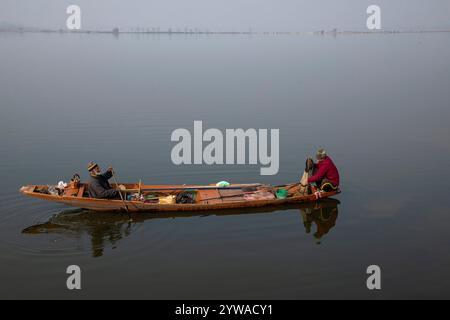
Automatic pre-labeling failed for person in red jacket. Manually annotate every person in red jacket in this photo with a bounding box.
[306,149,340,192]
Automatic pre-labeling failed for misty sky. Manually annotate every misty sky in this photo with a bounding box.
[1,0,449,31]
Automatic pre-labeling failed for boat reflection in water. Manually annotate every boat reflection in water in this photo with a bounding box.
[22,199,340,257]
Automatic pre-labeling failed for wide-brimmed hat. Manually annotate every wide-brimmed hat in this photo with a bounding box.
[87,162,99,172]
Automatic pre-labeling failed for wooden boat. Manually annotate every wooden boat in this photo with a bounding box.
[20,182,340,213]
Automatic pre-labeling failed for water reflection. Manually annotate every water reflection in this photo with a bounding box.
[299,201,339,244]
[22,199,340,257]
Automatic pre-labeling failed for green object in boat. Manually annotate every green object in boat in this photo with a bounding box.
[276,189,288,199]
[216,181,231,187]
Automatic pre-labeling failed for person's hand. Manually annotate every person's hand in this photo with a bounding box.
[108,166,114,173]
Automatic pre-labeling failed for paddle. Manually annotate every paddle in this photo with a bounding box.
[110,169,130,215]
[119,183,264,193]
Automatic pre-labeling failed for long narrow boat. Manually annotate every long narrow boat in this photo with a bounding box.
[20,182,340,213]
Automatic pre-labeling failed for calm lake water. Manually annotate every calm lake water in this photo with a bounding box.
[0,32,450,299]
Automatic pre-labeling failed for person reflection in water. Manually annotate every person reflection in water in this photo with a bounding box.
[22,210,133,258]
[299,201,339,244]
[22,201,340,257]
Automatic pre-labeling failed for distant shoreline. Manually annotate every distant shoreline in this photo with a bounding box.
[1,28,450,35]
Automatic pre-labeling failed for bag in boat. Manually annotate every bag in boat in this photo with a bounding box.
[159,195,176,204]
[297,171,309,195]
[176,190,197,204]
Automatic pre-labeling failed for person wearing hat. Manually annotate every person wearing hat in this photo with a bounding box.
[306,149,340,192]
[87,162,119,199]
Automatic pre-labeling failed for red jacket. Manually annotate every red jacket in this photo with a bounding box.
[308,156,340,186]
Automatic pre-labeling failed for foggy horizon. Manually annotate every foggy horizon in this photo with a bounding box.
[1,0,450,32]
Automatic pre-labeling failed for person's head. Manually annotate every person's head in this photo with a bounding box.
[87,162,101,175]
[316,148,327,161]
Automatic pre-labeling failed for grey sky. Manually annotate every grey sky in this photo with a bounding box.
[1,0,449,31]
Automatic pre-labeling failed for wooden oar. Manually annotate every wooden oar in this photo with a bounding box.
[200,191,270,202]
[121,183,265,193]
[111,170,130,214]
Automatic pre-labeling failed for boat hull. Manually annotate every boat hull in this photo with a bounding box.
[20,184,340,213]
